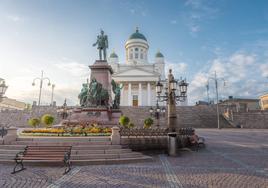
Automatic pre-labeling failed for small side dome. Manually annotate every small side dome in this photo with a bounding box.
[110,52,118,58]
[155,51,164,58]
[128,27,147,41]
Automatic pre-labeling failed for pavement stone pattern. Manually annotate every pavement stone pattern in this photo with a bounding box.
[0,129,268,188]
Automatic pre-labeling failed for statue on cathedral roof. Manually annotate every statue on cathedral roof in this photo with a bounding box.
[93,29,109,61]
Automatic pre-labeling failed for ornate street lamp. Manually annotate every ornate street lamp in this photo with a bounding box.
[0,79,8,102]
[32,70,51,106]
[156,69,188,131]
[149,101,166,127]
[208,71,226,129]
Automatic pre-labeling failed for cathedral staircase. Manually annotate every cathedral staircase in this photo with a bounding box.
[0,137,152,165]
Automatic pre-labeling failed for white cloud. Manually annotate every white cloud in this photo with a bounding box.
[6,15,23,22]
[165,61,187,78]
[188,52,265,104]
[53,58,88,77]
[184,0,219,35]
[260,63,268,77]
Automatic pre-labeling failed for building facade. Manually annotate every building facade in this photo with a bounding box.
[108,28,166,106]
[260,93,268,110]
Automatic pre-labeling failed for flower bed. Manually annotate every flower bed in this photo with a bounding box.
[21,127,112,137]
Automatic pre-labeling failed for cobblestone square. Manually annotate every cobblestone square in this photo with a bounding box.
[0,129,267,188]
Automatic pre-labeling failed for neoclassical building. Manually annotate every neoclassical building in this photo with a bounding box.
[108,28,165,106]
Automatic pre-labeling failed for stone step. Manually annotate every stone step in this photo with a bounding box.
[11,141,112,146]
[0,156,153,165]
[0,145,122,150]
[0,152,143,160]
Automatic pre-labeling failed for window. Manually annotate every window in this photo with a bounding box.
[135,53,138,59]
[130,53,133,59]
[135,48,139,51]
[140,53,143,59]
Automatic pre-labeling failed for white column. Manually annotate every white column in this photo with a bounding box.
[147,82,151,106]
[138,83,142,106]
[120,83,124,105]
[128,83,132,106]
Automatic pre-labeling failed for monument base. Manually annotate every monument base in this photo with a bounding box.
[89,60,113,103]
[61,107,122,127]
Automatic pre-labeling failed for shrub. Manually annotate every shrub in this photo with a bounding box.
[119,116,130,128]
[41,114,55,128]
[28,118,40,128]
[144,118,154,129]
[128,122,135,129]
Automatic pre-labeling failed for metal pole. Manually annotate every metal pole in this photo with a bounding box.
[38,70,44,106]
[215,71,220,129]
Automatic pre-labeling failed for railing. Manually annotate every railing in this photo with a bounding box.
[120,127,195,137]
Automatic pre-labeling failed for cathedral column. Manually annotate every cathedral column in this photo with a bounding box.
[120,83,124,105]
[128,83,132,106]
[138,83,142,106]
[147,82,151,106]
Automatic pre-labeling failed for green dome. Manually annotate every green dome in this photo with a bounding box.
[155,51,164,58]
[110,52,118,58]
[128,28,147,41]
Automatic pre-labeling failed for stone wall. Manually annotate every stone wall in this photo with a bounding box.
[120,105,231,129]
[232,111,268,129]
[0,106,60,128]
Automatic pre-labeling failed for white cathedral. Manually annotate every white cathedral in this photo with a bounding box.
[108,28,166,107]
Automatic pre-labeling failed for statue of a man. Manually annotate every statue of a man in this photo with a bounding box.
[111,80,123,109]
[93,30,108,60]
[78,83,89,106]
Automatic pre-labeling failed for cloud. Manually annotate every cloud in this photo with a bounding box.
[165,61,187,78]
[6,15,24,22]
[184,0,219,35]
[53,58,88,77]
[188,52,265,104]
[260,64,268,77]
[170,20,177,25]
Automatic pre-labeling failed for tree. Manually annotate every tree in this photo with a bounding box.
[41,114,55,128]
[144,118,154,129]
[28,118,40,128]
[119,116,130,128]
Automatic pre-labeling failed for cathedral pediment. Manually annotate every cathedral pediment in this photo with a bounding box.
[113,67,160,77]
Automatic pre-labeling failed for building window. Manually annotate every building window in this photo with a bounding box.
[135,53,138,59]
[140,53,143,59]
[135,48,138,51]
[130,53,133,59]
[132,95,138,106]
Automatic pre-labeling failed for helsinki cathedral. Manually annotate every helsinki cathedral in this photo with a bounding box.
[108,28,166,107]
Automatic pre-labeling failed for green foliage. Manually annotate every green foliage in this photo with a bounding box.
[119,116,130,128]
[128,122,135,129]
[28,118,40,128]
[41,114,55,128]
[144,117,154,129]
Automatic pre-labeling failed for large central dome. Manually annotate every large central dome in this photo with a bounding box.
[128,28,147,41]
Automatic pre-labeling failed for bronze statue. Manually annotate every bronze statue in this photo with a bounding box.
[78,78,109,107]
[78,83,89,107]
[111,79,123,109]
[93,30,108,60]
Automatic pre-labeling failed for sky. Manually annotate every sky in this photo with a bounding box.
[0,0,268,106]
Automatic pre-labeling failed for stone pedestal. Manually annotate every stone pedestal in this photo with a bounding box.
[111,126,120,145]
[89,60,113,103]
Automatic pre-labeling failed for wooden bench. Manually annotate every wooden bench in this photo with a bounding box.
[12,146,72,174]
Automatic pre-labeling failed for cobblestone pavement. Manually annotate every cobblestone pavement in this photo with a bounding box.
[0,129,267,188]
